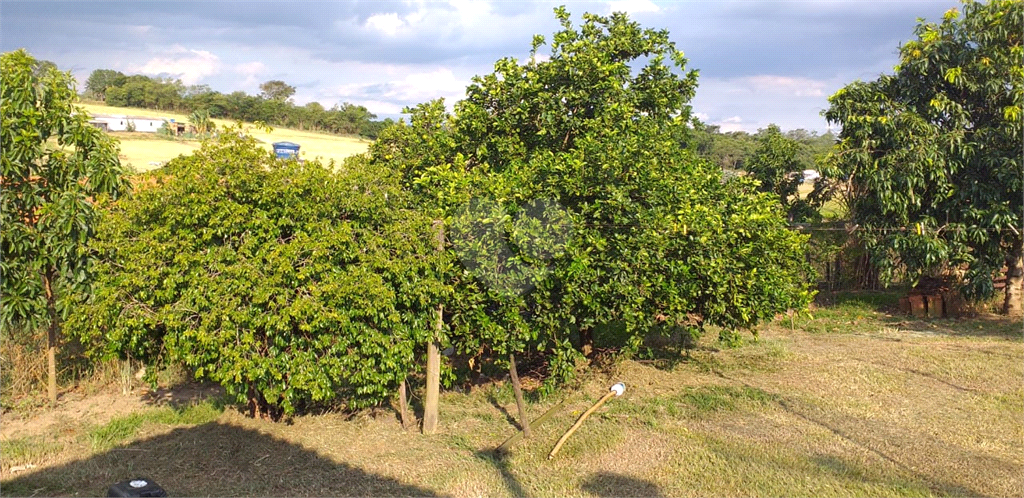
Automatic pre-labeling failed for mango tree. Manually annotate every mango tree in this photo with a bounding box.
[1,50,131,405]
[822,0,1023,313]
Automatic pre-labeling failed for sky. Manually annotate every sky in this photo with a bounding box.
[1,0,959,134]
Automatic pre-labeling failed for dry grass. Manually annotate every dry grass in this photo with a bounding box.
[76,103,371,172]
[2,294,1021,497]
[108,133,201,172]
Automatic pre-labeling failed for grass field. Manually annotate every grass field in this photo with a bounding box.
[77,103,371,172]
[2,292,1021,497]
[798,181,846,219]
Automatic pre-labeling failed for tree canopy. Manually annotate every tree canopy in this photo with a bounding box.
[822,0,1023,313]
[745,124,821,222]
[84,69,126,100]
[373,8,814,385]
[259,79,296,102]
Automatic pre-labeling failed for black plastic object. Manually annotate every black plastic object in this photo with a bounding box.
[107,478,167,497]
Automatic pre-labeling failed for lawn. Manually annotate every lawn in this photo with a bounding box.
[2,292,1021,497]
[77,103,371,172]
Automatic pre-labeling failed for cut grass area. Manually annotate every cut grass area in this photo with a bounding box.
[2,302,1021,497]
[798,180,846,219]
[86,401,224,451]
[2,399,226,475]
[77,103,371,172]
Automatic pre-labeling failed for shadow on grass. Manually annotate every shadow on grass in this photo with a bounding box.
[814,289,904,312]
[580,472,664,497]
[139,381,226,409]
[805,453,985,497]
[2,422,441,497]
[700,365,1000,497]
[486,393,522,431]
[474,450,526,498]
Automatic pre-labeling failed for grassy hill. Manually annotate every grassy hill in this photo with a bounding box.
[77,103,372,172]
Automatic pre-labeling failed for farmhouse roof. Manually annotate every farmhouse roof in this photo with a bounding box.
[89,114,167,121]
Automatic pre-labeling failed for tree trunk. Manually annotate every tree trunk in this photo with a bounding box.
[43,270,59,407]
[423,313,441,434]
[1003,238,1023,316]
[580,327,594,358]
[508,353,530,438]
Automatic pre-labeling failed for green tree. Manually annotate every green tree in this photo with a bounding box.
[823,0,1023,313]
[746,124,819,222]
[0,50,131,405]
[259,80,296,102]
[84,69,126,101]
[688,125,757,171]
[373,9,814,387]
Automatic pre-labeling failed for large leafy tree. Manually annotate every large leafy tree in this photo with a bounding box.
[823,0,1023,314]
[84,69,126,101]
[259,80,296,103]
[373,9,814,384]
[1,50,131,405]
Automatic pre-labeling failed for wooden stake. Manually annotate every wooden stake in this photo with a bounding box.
[398,379,410,430]
[509,353,530,438]
[423,221,445,435]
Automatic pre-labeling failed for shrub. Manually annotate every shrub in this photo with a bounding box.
[69,129,443,417]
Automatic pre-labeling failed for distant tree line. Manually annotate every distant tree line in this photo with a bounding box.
[687,122,836,174]
[686,122,837,222]
[82,70,393,139]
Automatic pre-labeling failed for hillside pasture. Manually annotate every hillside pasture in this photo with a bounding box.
[77,103,371,171]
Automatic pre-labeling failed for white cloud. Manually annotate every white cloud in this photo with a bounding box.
[365,13,405,36]
[742,75,827,97]
[607,0,660,15]
[716,115,746,133]
[135,46,221,85]
[234,61,267,86]
[329,66,470,114]
[449,0,492,23]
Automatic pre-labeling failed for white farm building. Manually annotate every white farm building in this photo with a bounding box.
[88,114,165,133]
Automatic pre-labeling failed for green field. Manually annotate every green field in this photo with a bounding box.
[2,293,1021,497]
[77,103,372,172]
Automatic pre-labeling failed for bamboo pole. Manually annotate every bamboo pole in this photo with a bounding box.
[548,383,625,460]
[496,399,568,454]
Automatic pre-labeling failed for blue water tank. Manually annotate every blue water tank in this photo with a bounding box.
[272,141,301,159]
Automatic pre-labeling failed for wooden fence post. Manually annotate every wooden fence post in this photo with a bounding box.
[398,379,410,430]
[423,221,444,434]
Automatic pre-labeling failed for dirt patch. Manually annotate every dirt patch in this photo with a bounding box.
[1,383,224,442]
